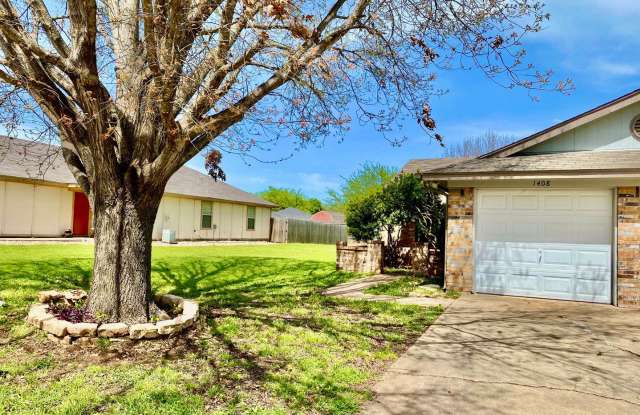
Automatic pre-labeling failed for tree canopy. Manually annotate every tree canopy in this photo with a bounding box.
[326,162,398,211]
[258,187,323,213]
[443,131,517,158]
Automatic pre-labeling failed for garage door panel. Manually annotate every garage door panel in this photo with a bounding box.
[542,223,572,243]
[475,189,612,304]
[476,244,508,261]
[509,246,539,264]
[512,195,539,210]
[575,280,610,296]
[475,273,508,292]
[476,264,509,276]
[512,222,539,241]
[477,220,508,241]
[541,276,574,296]
[542,249,573,266]
[507,274,539,291]
[577,195,611,211]
[542,195,573,211]
[577,224,611,244]
[479,193,507,209]
[576,249,610,268]
[576,267,611,282]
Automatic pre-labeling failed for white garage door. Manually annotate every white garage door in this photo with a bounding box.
[475,189,612,304]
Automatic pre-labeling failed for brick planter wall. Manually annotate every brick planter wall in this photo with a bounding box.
[336,241,384,273]
[617,187,640,307]
[445,188,474,291]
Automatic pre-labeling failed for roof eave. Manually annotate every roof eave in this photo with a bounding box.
[479,89,640,159]
[420,169,640,181]
[163,191,276,208]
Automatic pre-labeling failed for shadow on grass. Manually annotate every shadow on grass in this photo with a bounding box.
[152,256,438,413]
[0,252,439,415]
[153,257,347,308]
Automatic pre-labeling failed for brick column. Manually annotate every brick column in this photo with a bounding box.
[445,188,474,291]
[617,187,640,307]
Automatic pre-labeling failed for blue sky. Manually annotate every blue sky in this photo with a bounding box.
[186,0,640,200]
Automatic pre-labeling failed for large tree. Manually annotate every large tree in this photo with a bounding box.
[326,162,397,212]
[0,0,568,323]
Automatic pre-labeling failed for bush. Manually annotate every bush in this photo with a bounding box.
[345,195,381,242]
[345,174,445,267]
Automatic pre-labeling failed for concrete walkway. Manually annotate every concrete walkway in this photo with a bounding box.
[363,294,640,414]
[323,274,456,308]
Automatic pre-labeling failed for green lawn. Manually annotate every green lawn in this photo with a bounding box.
[0,243,442,415]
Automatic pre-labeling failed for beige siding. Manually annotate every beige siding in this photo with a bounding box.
[152,195,271,241]
[0,181,4,235]
[178,198,196,240]
[217,202,231,239]
[0,180,73,237]
[522,101,640,154]
[0,179,270,240]
[34,186,63,236]
[4,181,34,235]
[231,204,243,239]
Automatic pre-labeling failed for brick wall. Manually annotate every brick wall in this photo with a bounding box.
[445,188,474,291]
[617,187,640,307]
[336,241,384,273]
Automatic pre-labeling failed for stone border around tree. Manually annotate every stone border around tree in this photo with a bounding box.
[26,290,199,345]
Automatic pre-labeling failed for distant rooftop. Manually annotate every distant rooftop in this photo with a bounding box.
[310,210,345,225]
[272,207,312,220]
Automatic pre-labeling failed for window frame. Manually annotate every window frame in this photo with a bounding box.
[200,200,213,230]
[246,206,256,231]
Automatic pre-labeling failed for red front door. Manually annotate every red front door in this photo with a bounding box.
[73,192,90,236]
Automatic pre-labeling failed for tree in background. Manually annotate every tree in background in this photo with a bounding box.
[346,174,445,267]
[443,131,517,158]
[327,162,398,212]
[258,187,322,213]
[0,0,568,323]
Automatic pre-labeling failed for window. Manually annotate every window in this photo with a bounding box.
[201,201,212,229]
[247,206,256,230]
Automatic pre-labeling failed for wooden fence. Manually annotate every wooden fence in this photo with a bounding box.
[270,218,348,244]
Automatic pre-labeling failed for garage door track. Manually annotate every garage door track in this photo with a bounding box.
[363,294,640,414]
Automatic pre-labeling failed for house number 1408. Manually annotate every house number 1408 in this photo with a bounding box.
[533,180,551,187]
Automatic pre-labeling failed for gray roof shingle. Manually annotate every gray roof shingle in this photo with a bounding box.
[0,136,276,207]
[422,150,640,177]
[271,207,312,220]
[0,136,76,183]
[401,158,468,174]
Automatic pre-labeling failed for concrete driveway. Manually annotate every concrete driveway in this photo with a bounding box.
[363,294,640,414]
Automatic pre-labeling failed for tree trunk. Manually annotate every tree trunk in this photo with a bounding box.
[86,182,164,324]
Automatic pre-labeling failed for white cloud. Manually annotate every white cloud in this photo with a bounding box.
[298,173,339,196]
[590,61,639,77]
[526,0,640,87]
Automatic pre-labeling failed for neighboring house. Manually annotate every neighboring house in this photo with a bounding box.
[310,210,345,225]
[0,137,276,240]
[404,88,640,308]
[271,207,312,220]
